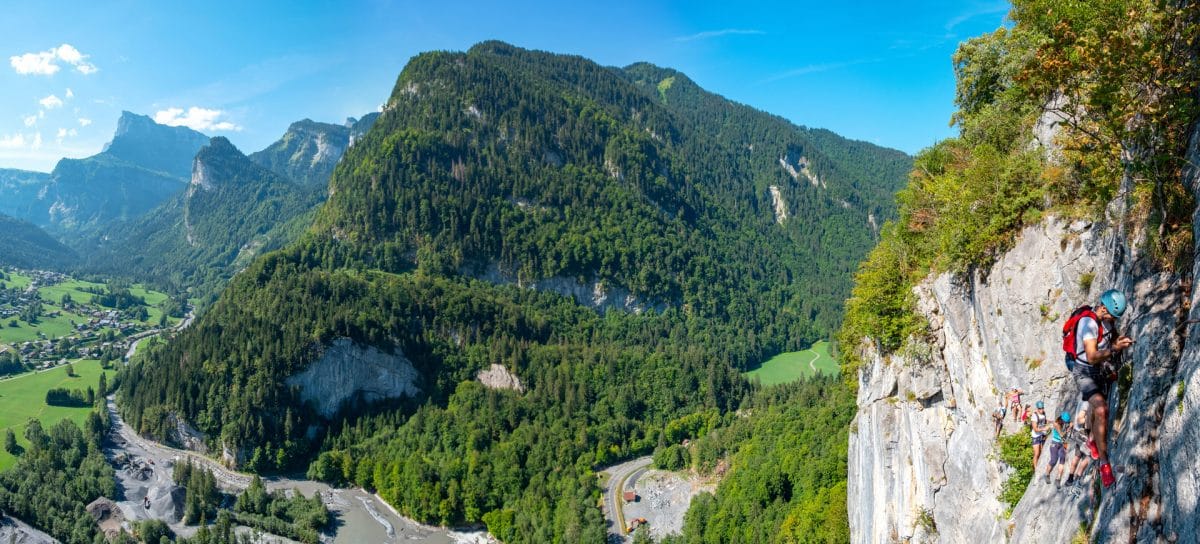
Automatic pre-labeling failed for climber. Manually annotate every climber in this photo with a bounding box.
[1069,288,1134,488]
[1044,410,1071,487]
[1008,387,1024,422]
[992,398,1006,438]
[1061,401,1091,486]
[1020,403,1032,427]
[1030,400,1048,468]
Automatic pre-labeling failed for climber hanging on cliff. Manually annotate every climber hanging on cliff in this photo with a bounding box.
[1064,289,1134,488]
[992,398,1006,438]
[1030,400,1048,467]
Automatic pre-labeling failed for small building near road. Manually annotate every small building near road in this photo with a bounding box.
[623,490,638,503]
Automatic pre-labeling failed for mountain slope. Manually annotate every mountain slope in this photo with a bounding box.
[0,112,208,233]
[249,114,379,187]
[87,137,321,302]
[0,213,77,269]
[841,3,1200,542]
[118,42,910,541]
[0,169,53,225]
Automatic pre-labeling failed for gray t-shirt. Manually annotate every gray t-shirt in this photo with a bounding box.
[1074,315,1110,364]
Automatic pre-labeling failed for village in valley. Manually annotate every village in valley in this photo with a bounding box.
[0,267,187,375]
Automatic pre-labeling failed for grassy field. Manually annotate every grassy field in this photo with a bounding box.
[1,271,32,290]
[0,358,108,470]
[0,271,178,347]
[743,341,839,386]
[0,309,93,343]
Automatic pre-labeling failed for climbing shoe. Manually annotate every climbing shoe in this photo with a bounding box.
[1087,439,1100,460]
[1066,474,1076,486]
[1100,462,1115,488]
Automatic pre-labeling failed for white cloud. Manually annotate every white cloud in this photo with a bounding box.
[78,117,92,127]
[0,134,26,149]
[31,132,42,150]
[65,88,74,98]
[39,94,64,109]
[10,51,59,75]
[55,127,78,144]
[23,115,37,127]
[9,43,98,76]
[153,107,242,132]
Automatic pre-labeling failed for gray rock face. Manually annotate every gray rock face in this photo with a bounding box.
[286,337,421,418]
[0,515,58,544]
[849,208,1200,542]
[470,263,669,314]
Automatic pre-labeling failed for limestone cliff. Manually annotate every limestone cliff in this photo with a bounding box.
[285,337,421,418]
[849,182,1200,540]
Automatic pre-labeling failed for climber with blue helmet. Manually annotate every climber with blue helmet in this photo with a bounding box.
[1070,288,1134,488]
[1044,410,1071,487]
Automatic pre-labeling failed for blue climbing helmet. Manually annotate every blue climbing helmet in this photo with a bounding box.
[1061,411,1071,423]
[1101,289,1127,318]
[1036,400,1044,409]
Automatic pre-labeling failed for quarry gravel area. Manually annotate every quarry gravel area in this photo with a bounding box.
[622,469,717,541]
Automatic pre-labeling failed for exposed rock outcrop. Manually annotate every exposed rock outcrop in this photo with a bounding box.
[477,363,524,392]
[768,185,788,224]
[286,337,421,418]
[470,263,669,314]
[849,208,1200,543]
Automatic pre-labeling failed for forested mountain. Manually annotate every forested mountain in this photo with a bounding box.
[0,169,52,225]
[0,112,208,234]
[249,114,379,187]
[118,42,909,541]
[0,213,77,268]
[86,137,322,303]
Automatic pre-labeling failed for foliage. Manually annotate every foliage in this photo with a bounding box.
[174,460,221,525]
[997,431,1034,515]
[135,519,175,543]
[232,475,329,544]
[838,0,1200,381]
[665,377,855,543]
[0,213,77,269]
[0,412,114,544]
[84,137,324,307]
[118,42,909,543]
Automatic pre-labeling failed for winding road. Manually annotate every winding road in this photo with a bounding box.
[601,456,652,542]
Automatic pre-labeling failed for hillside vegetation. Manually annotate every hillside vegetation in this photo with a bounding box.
[839,0,1199,374]
[118,42,909,541]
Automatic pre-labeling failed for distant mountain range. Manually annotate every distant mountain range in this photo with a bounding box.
[0,213,76,269]
[0,112,208,233]
[249,114,379,187]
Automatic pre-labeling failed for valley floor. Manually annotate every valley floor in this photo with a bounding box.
[102,397,491,544]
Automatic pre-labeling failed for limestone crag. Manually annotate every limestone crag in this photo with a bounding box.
[849,206,1200,543]
[285,337,421,418]
[470,263,669,314]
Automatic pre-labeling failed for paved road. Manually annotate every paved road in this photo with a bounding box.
[600,456,652,542]
[124,308,195,362]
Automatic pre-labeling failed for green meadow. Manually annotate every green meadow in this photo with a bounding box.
[0,358,108,470]
[743,340,839,386]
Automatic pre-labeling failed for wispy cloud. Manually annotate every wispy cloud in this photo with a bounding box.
[762,57,884,84]
[945,3,1009,31]
[78,118,92,127]
[0,133,26,149]
[9,43,98,76]
[153,107,242,132]
[675,28,765,42]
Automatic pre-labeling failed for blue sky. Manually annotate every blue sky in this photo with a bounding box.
[0,0,1010,172]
